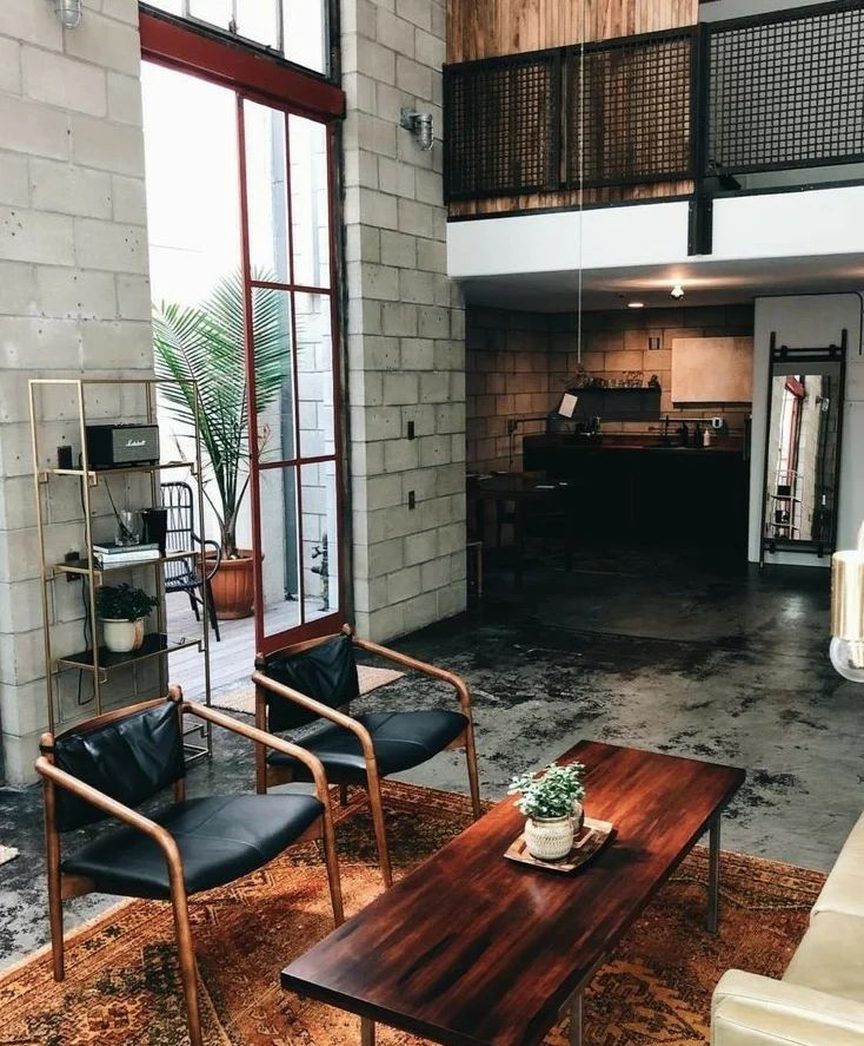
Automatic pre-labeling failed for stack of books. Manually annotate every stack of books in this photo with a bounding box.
[92,542,161,568]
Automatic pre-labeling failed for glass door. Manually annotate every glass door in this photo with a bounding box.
[141,22,345,670]
[239,98,343,652]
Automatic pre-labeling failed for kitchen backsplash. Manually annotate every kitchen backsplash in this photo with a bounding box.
[467,304,754,472]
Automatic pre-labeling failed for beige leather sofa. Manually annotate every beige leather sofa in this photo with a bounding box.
[712,813,864,1045]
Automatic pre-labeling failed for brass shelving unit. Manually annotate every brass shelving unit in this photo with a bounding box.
[28,377,213,760]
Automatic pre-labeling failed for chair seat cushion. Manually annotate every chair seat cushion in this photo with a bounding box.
[268,710,468,782]
[62,794,322,900]
[783,910,864,1004]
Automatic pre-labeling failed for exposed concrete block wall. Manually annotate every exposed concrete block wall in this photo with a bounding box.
[467,304,755,472]
[466,308,553,473]
[342,0,466,641]
[0,0,153,784]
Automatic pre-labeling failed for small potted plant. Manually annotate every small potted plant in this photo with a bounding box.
[508,762,586,861]
[96,583,158,654]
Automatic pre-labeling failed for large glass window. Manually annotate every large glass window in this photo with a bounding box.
[143,53,342,663]
[143,0,329,75]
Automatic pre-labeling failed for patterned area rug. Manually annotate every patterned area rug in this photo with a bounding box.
[0,783,823,1045]
[211,664,405,716]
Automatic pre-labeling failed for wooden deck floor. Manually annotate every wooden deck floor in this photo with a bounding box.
[165,592,329,702]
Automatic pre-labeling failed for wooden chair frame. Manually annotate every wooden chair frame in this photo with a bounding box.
[35,687,343,1046]
[253,624,482,889]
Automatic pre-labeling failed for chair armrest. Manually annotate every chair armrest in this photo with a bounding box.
[712,970,864,1046]
[182,699,335,806]
[34,756,182,867]
[250,672,377,766]
[352,637,473,717]
[192,534,221,581]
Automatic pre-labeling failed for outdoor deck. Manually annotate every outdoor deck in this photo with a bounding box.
[165,592,331,703]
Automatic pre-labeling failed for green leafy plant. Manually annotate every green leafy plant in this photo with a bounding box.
[95,584,158,622]
[152,270,291,559]
[508,762,585,820]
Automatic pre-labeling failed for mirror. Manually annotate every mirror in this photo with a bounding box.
[761,339,846,560]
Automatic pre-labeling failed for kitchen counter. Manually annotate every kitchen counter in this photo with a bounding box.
[522,435,749,550]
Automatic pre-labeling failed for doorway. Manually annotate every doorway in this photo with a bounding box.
[140,19,345,704]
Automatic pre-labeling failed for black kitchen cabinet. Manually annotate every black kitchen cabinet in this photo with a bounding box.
[522,436,749,553]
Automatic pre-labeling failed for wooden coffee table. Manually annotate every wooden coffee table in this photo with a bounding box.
[281,741,745,1046]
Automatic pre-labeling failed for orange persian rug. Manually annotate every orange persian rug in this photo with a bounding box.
[0,783,824,1045]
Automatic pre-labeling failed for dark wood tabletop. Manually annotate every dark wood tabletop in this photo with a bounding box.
[281,741,745,1046]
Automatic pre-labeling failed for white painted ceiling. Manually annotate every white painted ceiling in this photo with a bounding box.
[456,253,864,313]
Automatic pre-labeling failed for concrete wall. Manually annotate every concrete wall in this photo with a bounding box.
[342,0,467,641]
[0,0,153,784]
[750,294,864,566]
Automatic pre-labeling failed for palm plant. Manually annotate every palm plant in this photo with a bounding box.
[153,270,291,559]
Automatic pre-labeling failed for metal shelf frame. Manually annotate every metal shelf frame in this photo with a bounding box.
[28,377,213,756]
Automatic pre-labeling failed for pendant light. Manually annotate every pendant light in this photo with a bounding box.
[576,0,586,363]
[830,521,864,682]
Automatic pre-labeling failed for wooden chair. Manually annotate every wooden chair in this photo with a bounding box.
[35,688,343,1046]
[253,624,482,888]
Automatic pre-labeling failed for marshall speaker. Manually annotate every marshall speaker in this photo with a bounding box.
[85,424,160,469]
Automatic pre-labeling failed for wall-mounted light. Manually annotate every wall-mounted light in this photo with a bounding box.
[670,285,685,300]
[52,0,82,28]
[400,108,434,151]
[830,521,864,682]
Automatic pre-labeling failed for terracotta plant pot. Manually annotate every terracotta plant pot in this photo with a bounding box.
[207,550,255,620]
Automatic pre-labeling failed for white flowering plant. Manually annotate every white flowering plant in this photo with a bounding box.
[507,762,586,820]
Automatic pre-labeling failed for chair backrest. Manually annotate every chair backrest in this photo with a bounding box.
[52,701,186,831]
[262,633,360,733]
[161,481,195,587]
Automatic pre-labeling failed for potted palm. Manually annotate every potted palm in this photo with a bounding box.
[153,271,290,619]
[508,762,586,861]
[96,583,158,654]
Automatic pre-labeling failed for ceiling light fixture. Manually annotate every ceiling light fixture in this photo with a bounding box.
[670,285,685,300]
[52,0,82,28]
[627,301,645,309]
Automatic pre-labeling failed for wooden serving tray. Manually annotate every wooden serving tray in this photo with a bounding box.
[504,817,615,874]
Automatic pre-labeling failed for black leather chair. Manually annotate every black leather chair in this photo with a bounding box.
[253,624,482,888]
[35,689,343,1046]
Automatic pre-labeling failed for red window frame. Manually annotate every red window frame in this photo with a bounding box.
[140,10,348,654]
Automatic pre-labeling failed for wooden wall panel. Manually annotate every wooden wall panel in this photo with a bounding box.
[448,180,694,218]
[446,0,699,213]
[447,0,699,63]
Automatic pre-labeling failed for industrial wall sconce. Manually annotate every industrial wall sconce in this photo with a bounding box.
[670,285,685,300]
[400,108,434,151]
[52,0,82,28]
[830,521,864,682]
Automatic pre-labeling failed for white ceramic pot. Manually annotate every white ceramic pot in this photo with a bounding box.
[102,617,143,654]
[524,815,575,861]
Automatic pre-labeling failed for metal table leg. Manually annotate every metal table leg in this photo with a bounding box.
[569,991,583,1046]
[361,1016,376,1046]
[707,812,721,933]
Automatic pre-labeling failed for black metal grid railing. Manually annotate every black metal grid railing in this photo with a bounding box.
[564,31,694,189]
[707,1,864,175]
[443,51,561,200]
[443,0,864,202]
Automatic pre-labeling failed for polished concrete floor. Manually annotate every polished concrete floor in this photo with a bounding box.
[1,543,856,970]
